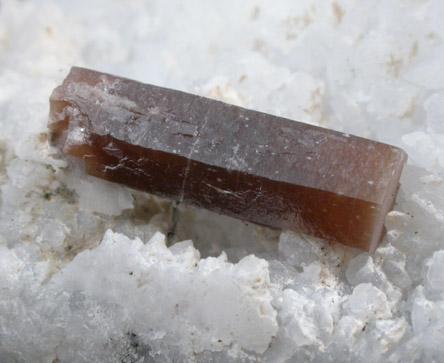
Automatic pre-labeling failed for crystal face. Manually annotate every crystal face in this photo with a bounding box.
[48,67,407,252]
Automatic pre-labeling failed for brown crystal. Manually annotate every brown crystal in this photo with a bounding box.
[48,67,407,252]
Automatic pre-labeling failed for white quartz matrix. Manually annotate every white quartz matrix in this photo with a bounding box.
[1,0,444,362]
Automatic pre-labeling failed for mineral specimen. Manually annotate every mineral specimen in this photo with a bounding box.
[48,67,407,252]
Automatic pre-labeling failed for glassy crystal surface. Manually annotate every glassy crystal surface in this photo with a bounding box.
[48,67,407,252]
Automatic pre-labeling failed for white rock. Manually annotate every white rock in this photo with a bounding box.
[382,257,412,290]
[346,254,375,286]
[426,250,444,291]
[345,252,400,302]
[36,218,66,252]
[405,58,444,90]
[0,246,24,290]
[278,230,323,268]
[370,318,408,353]
[345,283,392,321]
[332,315,365,348]
[424,92,444,134]
[402,132,442,171]
[75,176,134,216]
[278,288,335,348]
[53,230,278,354]
[409,286,444,358]
[296,262,322,285]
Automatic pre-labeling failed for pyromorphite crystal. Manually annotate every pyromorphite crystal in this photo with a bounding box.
[48,67,407,252]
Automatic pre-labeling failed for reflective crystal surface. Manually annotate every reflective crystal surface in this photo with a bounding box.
[49,67,407,251]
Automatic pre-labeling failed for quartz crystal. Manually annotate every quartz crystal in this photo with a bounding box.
[48,67,407,252]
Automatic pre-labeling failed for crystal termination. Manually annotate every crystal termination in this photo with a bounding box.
[48,67,407,252]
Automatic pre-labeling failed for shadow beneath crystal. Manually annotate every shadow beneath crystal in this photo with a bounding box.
[165,202,281,262]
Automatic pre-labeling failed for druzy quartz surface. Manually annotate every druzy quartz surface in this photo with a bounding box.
[49,67,407,252]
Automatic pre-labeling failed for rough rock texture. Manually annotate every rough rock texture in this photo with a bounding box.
[1,0,444,362]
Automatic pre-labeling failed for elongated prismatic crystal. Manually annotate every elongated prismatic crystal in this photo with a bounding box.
[48,67,407,252]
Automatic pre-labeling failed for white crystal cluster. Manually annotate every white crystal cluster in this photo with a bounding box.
[1,0,444,361]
